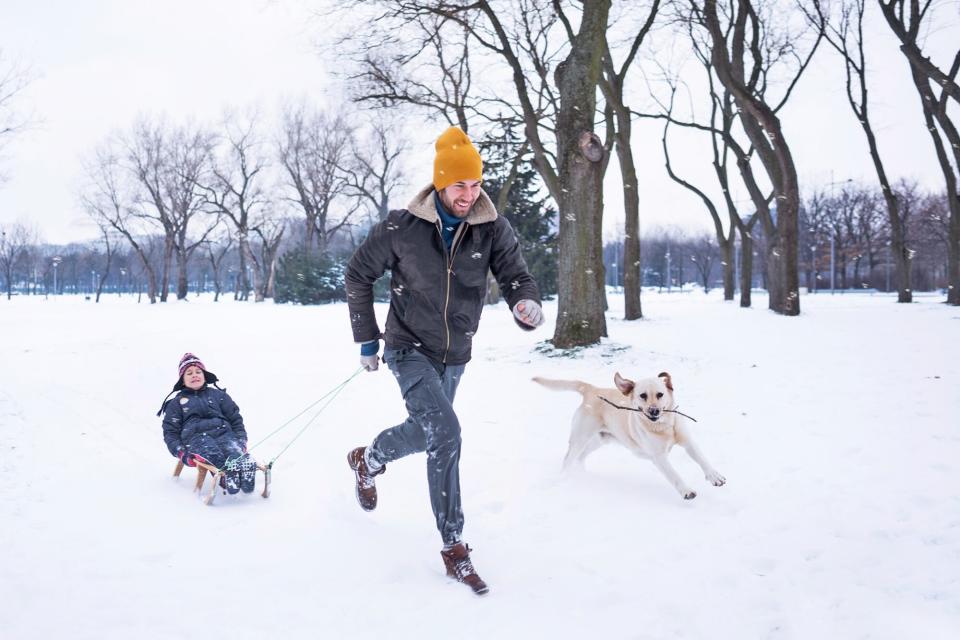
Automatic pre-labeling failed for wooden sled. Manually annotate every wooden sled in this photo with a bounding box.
[173,458,272,505]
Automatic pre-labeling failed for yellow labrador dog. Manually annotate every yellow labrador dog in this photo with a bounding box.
[532,372,725,500]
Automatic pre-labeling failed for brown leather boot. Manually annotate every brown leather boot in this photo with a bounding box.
[347,447,385,511]
[440,543,489,596]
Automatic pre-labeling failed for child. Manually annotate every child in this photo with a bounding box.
[158,353,257,494]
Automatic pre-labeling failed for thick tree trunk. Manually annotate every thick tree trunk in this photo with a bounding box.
[551,1,610,349]
[304,216,314,253]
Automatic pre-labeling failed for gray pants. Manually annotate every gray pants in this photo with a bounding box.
[367,347,467,546]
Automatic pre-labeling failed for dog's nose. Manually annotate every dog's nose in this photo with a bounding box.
[648,407,661,417]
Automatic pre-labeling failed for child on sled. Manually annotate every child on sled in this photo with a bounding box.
[158,353,257,494]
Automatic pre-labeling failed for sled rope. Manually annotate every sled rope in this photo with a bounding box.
[246,367,364,466]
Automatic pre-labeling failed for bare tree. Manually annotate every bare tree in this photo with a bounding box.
[689,233,718,291]
[639,50,765,307]
[252,214,286,300]
[124,118,217,301]
[0,50,33,184]
[878,0,960,304]
[201,114,273,301]
[691,0,822,315]
[0,222,33,299]
[803,0,914,301]
[656,85,741,303]
[92,224,117,303]
[81,146,160,303]
[341,117,408,223]
[278,103,358,253]
[599,0,661,320]
[342,9,478,132]
[204,230,234,302]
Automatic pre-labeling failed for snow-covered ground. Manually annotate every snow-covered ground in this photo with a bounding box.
[1,290,957,639]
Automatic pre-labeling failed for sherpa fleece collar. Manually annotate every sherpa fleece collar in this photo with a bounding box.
[406,183,498,225]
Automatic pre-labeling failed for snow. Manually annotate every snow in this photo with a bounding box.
[1,290,958,639]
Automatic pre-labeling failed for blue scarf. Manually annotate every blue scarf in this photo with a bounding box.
[434,191,463,251]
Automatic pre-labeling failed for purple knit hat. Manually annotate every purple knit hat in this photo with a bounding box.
[178,353,206,379]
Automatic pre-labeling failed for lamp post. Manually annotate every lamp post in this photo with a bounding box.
[830,236,836,294]
[665,250,672,292]
[119,268,127,296]
[825,176,852,295]
[52,256,62,296]
[810,244,817,293]
[885,242,891,293]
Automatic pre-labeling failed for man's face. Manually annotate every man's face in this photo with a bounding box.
[183,365,205,390]
[439,180,482,218]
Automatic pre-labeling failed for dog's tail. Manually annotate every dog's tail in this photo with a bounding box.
[531,376,588,395]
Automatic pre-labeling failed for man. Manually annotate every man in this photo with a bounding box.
[344,126,544,596]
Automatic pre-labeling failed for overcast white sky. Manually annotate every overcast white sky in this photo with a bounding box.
[0,0,957,245]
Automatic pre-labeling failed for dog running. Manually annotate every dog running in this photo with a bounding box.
[532,372,725,499]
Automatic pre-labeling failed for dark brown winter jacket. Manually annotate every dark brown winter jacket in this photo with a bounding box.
[345,184,540,365]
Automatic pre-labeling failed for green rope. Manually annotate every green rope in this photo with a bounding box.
[246,367,364,467]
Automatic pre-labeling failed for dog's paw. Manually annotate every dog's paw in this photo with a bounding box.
[706,470,726,487]
[683,490,697,500]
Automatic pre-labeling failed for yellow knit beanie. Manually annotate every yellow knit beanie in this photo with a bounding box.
[433,126,483,191]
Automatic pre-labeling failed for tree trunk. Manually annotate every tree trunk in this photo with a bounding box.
[160,238,173,302]
[241,238,265,303]
[949,194,960,304]
[740,233,753,308]
[176,249,189,300]
[722,233,735,300]
[616,110,642,320]
[236,245,248,301]
[704,0,801,316]
[551,1,611,349]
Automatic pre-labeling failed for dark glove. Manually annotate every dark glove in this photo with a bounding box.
[178,447,196,467]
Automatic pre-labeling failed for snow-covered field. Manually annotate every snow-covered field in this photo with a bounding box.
[1,290,957,639]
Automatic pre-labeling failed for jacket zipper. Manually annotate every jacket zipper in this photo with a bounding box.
[439,221,468,363]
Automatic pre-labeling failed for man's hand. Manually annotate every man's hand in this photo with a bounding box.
[360,339,380,372]
[513,299,544,328]
[361,354,379,372]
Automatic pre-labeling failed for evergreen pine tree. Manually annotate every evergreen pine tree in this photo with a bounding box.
[479,123,558,297]
[273,249,347,304]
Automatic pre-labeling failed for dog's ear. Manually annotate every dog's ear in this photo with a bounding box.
[614,372,635,396]
[658,371,673,391]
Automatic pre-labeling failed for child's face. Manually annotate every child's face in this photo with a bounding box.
[183,365,205,390]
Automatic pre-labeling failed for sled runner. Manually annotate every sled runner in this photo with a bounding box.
[173,458,272,505]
